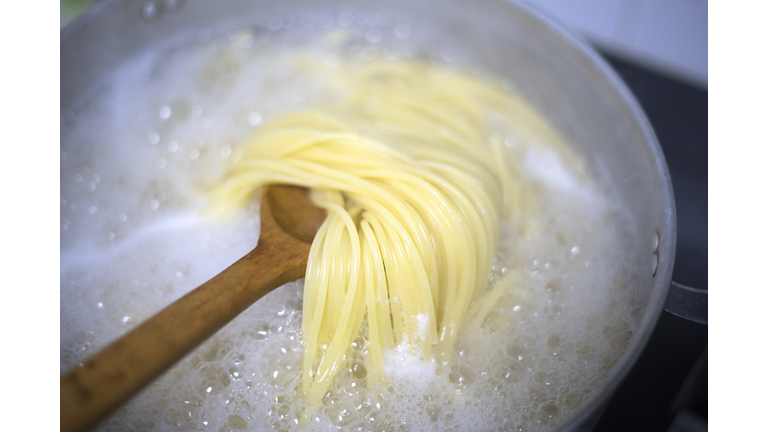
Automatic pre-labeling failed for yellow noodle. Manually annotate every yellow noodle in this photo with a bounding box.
[210,58,575,418]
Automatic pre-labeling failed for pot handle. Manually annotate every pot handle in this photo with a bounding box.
[663,281,707,325]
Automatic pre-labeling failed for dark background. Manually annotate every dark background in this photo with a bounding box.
[592,52,707,432]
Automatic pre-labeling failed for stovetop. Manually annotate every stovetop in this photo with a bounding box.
[592,52,708,432]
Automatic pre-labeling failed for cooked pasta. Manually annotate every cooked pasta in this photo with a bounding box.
[210,58,568,413]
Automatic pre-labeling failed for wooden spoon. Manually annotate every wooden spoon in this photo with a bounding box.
[60,185,326,432]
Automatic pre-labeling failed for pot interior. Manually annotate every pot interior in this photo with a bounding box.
[61,1,675,430]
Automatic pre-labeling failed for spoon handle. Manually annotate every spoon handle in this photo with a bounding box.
[60,194,311,432]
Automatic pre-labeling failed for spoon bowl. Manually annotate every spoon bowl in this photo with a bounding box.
[60,185,326,432]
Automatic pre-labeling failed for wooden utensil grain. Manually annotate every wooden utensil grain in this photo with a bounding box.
[60,185,326,432]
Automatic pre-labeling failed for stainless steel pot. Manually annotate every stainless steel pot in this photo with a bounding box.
[61,0,694,430]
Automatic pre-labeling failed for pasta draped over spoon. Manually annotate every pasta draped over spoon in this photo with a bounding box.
[210,59,569,413]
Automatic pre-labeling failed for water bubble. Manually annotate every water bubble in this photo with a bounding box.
[253,324,270,340]
[384,46,400,60]
[459,364,476,384]
[609,330,632,351]
[188,148,200,159]
[88,205,98,214]
[61,151,68,161]
[318,13,334,28]
[198,28,212,42]
[365,28,382,43]
[252,12,266,26]
[97,302,103,309]
[337,12,354,27]
[282,15,295,29]
[401,43,417,57]
[546,334,560,348]
[162,0,184,13]
[571,246,581,255]
[564,392,583,410]
[365,13,381,27]
[504,135,517,148]
[107,232,115,240]
[539,402,559,418]
[267,16,283,30]
[150,200,160,210]
[191,105,203,117]
[157,158,167,168]
[351,361,367,379]
[141,1,159,20]
[425,402,441,422]
[122,316,131,324]
[159,106,172,120]
[277,403,292,421]
[87,182,96,191]
[228,414,248,429]
[503,339,525,361]
[440,47,457,62]
[394,24,411,38]
[360,46,377,61]
[75,174,82,183]
[167,141,179,152]
[226,26,241,40]
[248,112,262,125]
[545,278,561,295]
[239,33,254,49]
[119,213,128,222]
[345,38,361,51]
[220,145,232,158]
[149,132,160,144]
[302,15,317,28]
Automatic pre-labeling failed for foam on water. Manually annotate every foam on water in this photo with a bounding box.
[61,17,644,432]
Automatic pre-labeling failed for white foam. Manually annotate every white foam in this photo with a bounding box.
[60,212,207,273]
[384,343,433,381]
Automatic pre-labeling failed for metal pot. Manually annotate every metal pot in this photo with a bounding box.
[61,0,699,430]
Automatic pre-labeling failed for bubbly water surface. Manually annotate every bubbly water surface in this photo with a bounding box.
[61,16,644,432]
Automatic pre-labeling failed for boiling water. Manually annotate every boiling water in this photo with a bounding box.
[61,17,644,432]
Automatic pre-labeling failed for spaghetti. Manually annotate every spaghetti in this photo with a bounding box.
[210,59,568,413]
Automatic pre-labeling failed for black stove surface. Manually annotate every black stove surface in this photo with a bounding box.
[591,52,708,432]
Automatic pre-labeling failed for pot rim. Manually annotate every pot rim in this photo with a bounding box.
[60,0,678,429]
[500,2,677,430]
